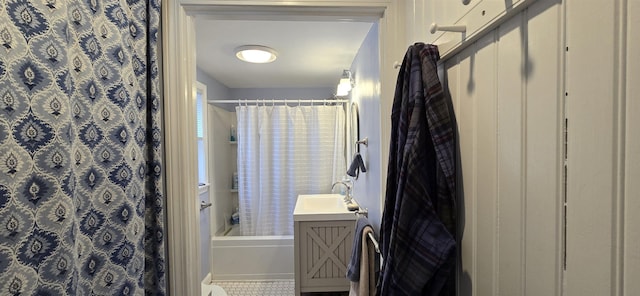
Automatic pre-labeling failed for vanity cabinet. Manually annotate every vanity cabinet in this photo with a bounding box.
[294,219,355,295]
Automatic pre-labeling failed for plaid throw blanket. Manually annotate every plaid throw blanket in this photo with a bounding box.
[378,43,457,296]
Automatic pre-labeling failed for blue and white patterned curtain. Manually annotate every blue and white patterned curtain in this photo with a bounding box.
[0,0,166,295]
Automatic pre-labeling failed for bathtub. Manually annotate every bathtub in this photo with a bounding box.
[211,226,294,280]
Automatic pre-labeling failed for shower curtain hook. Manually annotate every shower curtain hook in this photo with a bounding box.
[298,99,301,107]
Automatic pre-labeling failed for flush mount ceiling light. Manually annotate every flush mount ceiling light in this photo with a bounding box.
[235,45,278,64]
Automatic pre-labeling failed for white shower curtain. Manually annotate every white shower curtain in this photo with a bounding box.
[236,104,346,236]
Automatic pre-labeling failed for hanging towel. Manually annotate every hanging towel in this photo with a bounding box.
[347,217,372,281]
[346,153,367,178]
[378,43,457,296]
[347,217,378,296]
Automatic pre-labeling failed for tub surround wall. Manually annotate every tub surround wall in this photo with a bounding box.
[197,69,234,282]
[197,68,237,235]
[209,106,237,235]
[210,87,336,112]
[230,87,335,102]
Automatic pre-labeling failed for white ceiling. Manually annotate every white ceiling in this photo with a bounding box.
[194,19,374,89]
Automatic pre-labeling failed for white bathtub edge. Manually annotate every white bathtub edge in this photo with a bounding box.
[211,273,295,281]
[210,235,295,281]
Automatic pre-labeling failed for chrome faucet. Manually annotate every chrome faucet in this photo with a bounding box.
[332,181,353,203]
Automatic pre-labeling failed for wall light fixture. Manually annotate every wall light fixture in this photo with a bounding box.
[336,70,353,96]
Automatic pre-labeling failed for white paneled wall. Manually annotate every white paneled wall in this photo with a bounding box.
[407,0,640,294]
[565,0,640,295]
[444,0,564,295]
[410,0,564,295]
[625,1,640,294]
[495,14,524,296]
[521,2,564,295]
[565,0,616,293]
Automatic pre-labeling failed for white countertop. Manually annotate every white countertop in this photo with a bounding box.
[293,194,358,222]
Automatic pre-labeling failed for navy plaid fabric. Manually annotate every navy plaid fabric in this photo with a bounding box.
[378,43,457,296]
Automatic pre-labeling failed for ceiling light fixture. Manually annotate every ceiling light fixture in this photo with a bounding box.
[235,45,278,64]
[336,70,354,96]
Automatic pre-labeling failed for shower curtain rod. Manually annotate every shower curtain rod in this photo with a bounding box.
[209,98,349,105]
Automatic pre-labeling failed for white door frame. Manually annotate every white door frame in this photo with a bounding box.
[161,1,404,294]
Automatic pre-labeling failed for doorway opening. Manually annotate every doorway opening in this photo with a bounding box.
[162,2,399,294]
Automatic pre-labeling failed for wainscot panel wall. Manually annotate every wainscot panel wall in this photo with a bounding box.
[441,0,564,295]
[620,1,640,295]
[407,0,640,295]
[565,0,616,293]
[625,1,640,294]
[445,1,563,295]
[565,0,639,295]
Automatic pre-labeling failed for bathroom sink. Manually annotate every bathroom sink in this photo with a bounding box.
[293,194,357,221]
[297,194,345,211]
